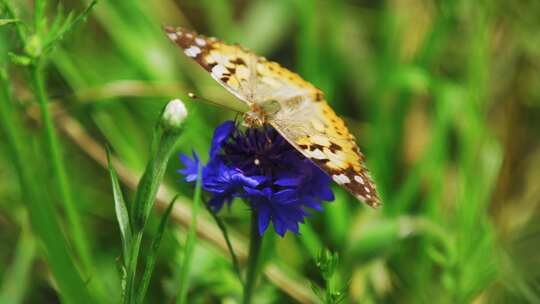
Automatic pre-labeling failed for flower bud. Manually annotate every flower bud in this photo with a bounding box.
[161,98,187,131]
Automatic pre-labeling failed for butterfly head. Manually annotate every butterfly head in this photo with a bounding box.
[242,100,281,128]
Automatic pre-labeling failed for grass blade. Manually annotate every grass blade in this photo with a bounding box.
[106,146,132,266]
[43,0,97,54]
[0,18,19,26]
[0,218,36,304]
[136,194,180,304]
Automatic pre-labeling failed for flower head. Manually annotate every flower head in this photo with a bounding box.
[178,121,334,236]
[162,98,188,130]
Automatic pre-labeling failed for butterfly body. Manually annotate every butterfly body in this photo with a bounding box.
[165,26,381,208]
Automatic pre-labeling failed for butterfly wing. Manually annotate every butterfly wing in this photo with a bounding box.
[165,26,381,207]
[165,26,257,105]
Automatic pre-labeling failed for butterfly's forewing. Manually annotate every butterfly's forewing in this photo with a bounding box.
[165,26,381,207]
[164,26,256,104]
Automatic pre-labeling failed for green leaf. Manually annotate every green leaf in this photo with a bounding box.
[42,0,98,54]
[7,52,31,66]
[0,19,19,26]
[136,194,180,304]
[106,146,132,266]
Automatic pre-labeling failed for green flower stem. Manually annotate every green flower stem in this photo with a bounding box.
[132,126,182,231]
[125,232,143,304]
[176,164,202,304]
[136,195,180,304]
[203,198,243,286]
[125,120,183,304]
[243,211,263,304]
[29,60,93,276]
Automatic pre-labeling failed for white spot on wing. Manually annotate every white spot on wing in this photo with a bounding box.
[311,134,331,147]
[184,46,201,57]
[308,149,327,160]
[167,32,178,40]
[354,175,365,184]
[195,38,206,46]
[356,194,367,201]
[211,64,228,78]
[332,174,351,184]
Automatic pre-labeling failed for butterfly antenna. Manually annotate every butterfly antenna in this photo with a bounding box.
[187,92,245,113]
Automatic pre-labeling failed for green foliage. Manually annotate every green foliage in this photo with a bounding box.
[107,146,132,267]
[0,58,95,304]
[1,0,540,303]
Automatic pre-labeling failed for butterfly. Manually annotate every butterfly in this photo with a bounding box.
[164,26,381,208]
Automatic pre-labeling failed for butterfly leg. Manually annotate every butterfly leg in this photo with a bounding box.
[242,104,267,128]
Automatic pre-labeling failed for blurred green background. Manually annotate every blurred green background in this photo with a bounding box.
[1,0,540,303]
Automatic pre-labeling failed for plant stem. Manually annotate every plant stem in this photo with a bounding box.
[243,211,263,304]
[125,115,183,303]
[29,60,93,277]
[176,165,202,304]
[136,195,179,304]
[125,231,143,304]
[203,199,243,286]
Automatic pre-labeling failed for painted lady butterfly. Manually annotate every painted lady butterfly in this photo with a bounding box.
[165,26,381,207]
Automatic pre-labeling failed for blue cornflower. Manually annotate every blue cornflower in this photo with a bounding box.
[178,121,335,236]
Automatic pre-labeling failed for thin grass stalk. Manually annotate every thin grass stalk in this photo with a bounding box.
[242,211,263,304]
[176,165,202,304]
[29,59,93,276]
[203,198,243,286]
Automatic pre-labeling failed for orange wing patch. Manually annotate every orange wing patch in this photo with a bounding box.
[282,102,380,207]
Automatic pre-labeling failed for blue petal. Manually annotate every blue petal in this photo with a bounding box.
[177,151,200,182]
[257,204,271,235]
[318,186,335,201]
[231,172,265,188]
[244,187,265,197]
[274,176,301,187]
[273,216,286,237]
[273,189,298,205]
[302,196,323,211]
[210,121,235,158]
